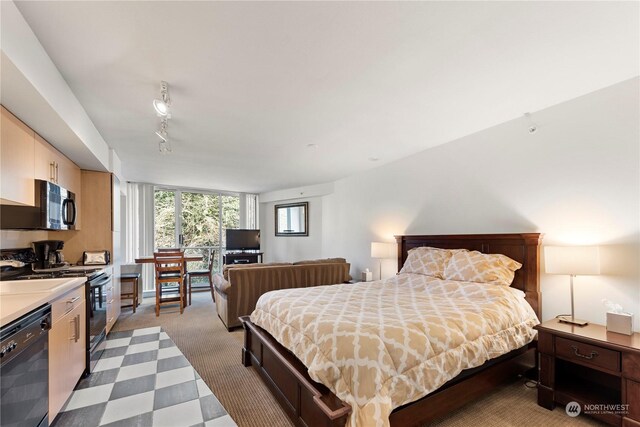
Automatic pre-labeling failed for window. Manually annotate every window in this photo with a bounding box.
[153,188,254,275]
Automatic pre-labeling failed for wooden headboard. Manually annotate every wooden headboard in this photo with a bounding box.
[395,233,543,319]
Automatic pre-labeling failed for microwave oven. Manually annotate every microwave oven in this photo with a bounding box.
[0,180,77,230]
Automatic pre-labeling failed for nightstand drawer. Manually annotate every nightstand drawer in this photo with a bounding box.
[556,337,620,372]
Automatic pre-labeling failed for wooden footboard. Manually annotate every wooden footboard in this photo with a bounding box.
[241,316,351,427]
[241,315,536,427]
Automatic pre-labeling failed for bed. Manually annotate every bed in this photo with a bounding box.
[240,233,542,427]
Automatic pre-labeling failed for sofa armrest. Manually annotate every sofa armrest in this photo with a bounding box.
[213,273,231,294]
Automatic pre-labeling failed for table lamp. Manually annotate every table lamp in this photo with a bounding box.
[544,246,600,326]
[371,242,396,281]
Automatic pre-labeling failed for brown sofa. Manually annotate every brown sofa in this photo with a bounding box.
[213,259,351,330]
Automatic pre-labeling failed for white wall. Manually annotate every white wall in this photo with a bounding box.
[260,182,336,262]
[260,196,327,263]
[263,78,640,328]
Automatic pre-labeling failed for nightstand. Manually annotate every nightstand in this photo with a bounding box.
[535,319,640,426]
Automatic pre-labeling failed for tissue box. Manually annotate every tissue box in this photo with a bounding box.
[606,312,633,335]
[361,270,372,282]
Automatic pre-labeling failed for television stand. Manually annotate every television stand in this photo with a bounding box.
[223,252,263,265]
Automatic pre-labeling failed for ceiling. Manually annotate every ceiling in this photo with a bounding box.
[14,1,639,194]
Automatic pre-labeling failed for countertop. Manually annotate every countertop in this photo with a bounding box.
[0,277,87,327]
[33,264,112,273]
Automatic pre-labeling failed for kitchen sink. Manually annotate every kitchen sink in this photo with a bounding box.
[0,279,76,295]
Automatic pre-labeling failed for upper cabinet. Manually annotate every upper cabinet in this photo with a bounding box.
[1,106,35,206]
[34,135,59,185]
[34,134,82,198]
[1,106,82,219]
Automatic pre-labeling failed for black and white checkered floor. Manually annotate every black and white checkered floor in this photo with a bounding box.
[53,326,237,427]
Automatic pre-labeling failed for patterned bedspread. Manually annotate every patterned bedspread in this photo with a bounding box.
[250,273,539,427]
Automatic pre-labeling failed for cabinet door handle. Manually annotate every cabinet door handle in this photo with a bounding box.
[55,162,59,183]
[571,345,598,360]
[67,296,80,304]
[75,314,80,343]
[70,316,76,341]
[50,162,56,182]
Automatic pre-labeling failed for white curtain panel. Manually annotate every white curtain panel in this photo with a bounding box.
[125,182,155,293]
[245,194,258,229]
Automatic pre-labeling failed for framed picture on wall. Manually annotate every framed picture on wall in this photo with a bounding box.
[275,202,308,236]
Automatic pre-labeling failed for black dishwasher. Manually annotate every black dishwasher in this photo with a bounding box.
[0,304,52,427]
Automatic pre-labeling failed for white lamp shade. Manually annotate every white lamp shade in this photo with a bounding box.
[544,246,600,275]
[371,242,396,259]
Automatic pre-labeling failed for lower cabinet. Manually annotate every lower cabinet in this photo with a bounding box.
[49,285,86,423]
[106,275,120,334]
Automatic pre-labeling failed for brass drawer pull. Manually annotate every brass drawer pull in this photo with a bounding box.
[571,345,598,360]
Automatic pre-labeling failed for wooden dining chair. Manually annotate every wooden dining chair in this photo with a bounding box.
[153,251,186,316]
[187,249,215,305]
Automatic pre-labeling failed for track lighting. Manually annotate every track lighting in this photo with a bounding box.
[153,99,169,117]
[153,81,171,118]
[153,81,174,153]
[152,82,173,153]
[155,129,167,142]
[159,140,172,154]
[155,118,168,142]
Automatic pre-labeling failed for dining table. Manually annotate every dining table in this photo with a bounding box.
[135,254,204,309]
[134,255,203,263]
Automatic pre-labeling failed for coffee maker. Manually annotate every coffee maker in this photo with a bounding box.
[32,240,65,270]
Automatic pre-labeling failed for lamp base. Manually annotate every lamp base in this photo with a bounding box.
[558,315,589,326]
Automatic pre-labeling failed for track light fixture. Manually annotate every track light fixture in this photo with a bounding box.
[153,81,174,153]
[153,81,171,118]
[159,140,172,154]
[155,118,168,142]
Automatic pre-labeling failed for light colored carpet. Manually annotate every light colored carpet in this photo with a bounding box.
[113,292,604,427]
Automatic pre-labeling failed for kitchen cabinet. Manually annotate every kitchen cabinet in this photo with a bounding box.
[55,171,121,328]
[49,284,86,423]
[34,134,81,194]
[34,135,61,185]
[1,106,82,219]
[0,106,35,206]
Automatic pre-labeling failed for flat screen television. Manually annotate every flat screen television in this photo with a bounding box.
[225,229,260,251]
